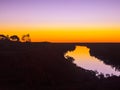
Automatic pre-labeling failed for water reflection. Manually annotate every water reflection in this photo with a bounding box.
[65,46,120,78]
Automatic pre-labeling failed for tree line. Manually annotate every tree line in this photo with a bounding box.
[0,34,31,42]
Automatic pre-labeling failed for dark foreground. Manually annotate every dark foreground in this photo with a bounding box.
[0,42,120,90]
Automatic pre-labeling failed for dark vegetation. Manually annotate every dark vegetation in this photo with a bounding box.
[0,36,120,90]
[0,34,31,42]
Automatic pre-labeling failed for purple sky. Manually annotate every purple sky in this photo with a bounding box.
[0,0,120,25]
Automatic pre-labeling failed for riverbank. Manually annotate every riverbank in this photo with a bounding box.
[0,42,120,90]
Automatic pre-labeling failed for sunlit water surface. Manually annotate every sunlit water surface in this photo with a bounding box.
[64,46,120,78]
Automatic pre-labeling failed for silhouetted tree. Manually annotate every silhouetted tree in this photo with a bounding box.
[10,35,20,42]
[0,34,10,41]
[22,34,31,42]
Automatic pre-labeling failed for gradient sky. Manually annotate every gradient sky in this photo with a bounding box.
[0,0,120,42]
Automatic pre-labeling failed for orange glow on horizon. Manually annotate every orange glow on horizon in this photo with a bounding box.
[0,23,120,42]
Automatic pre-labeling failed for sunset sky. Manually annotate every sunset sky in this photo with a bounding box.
[0,0,120,42]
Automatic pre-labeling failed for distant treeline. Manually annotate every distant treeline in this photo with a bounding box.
[0,34,31,42]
